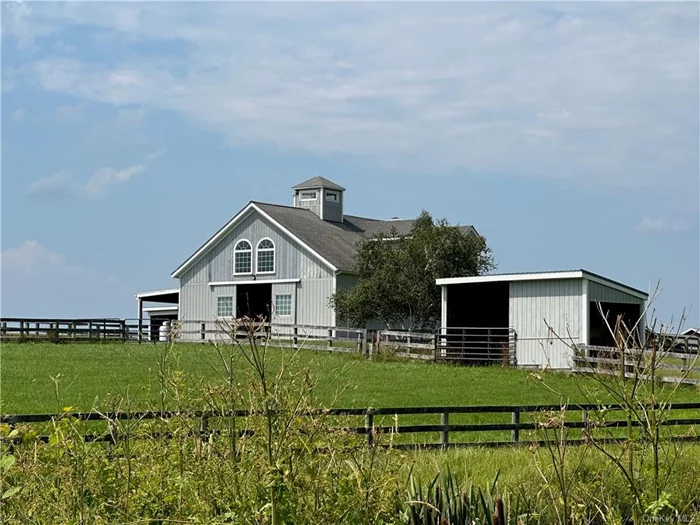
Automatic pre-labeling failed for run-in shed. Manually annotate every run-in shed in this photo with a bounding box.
[436,270,649,369]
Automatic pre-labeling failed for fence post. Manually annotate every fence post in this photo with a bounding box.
[356,331,362,353]
[200,322,206,341]
[440,412,449,447]
[1,322,6,336]
[511,409,520,444]
[328,329,333,349]
[199,414,209,443]
[293,326,298,348]
[52,322,59,342]
[365,412,374,446]
[582,410,589,440]
[619,348,626,380]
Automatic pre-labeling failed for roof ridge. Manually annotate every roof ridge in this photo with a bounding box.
[253,201,314,212]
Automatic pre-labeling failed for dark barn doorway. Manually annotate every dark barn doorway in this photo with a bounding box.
[236,283,273,320]
[444,282,510,364]
[589,301,642,348]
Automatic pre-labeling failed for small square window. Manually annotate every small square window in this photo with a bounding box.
[217,296,233,317]
[275,294,292,316]
[299,191,317,201]
[325,191,339,202]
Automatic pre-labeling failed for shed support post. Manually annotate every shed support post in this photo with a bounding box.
[137,298,144,344]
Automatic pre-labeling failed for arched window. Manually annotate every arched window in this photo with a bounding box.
[257,238,275,274]
[233,239,252,275]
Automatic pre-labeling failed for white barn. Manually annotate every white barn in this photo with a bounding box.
[437,270,649,369]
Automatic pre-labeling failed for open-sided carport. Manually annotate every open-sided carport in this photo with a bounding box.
[436,270,649,369]
[135,288,179,342]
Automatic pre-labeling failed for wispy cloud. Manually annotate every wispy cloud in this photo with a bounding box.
[82,164,145,196]
[0,240,124,317]
[638,217,687,233]
[5,3,699,188]
[27,150,162,198]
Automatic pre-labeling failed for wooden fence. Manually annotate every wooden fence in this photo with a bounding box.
[3,403,699,449]
[0,318,128,341]
[574,345,700,385]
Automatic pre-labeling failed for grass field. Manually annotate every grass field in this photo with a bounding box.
[3,341,699,415]
[3,341,700,522]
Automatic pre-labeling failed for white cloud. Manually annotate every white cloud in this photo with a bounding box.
[0,241,128,317]
[5,3,700,187]
[638,217,687,233]
[27,150,162,198]
[27,170,78,196]
[1,240,66,275]
[82,164,144,196]
[11,107,25,121]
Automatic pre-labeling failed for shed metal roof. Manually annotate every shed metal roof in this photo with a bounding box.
[436,270,648,300]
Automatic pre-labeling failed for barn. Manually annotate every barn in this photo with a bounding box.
[437,270,649,369]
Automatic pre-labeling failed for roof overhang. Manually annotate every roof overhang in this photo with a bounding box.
[171,202,337,278]
[143,306,179,313]
[437,270,648,301]
[135,288,180,303]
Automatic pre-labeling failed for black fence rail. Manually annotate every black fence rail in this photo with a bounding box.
[3,402,699,449]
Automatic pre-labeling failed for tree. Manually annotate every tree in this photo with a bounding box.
[331,211,495,330]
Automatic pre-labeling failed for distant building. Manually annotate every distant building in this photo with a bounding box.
[137,176,476,336]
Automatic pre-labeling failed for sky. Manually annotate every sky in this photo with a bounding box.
[1,1,698,329]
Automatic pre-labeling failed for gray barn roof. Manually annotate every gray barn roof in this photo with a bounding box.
[255,202,474,272]
[172,197,476,277]
[292,176,346,191]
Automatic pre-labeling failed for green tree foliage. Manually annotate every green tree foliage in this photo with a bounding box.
[331,211,495,330]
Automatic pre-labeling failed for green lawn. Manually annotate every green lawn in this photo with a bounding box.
[3,341,699,416]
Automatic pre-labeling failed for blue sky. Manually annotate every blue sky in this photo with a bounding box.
[1,1,698,329]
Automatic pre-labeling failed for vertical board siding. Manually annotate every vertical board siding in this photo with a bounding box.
[180,210,333,285]
[510,279,583,369]
[296,196,321,218]
[336,273,359,293]
[324,197,343,222]
[178,284,217,341]
[178,209,334,329]
[588,281,644,305]
[271,282,297,326]
[296,278,335,333]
